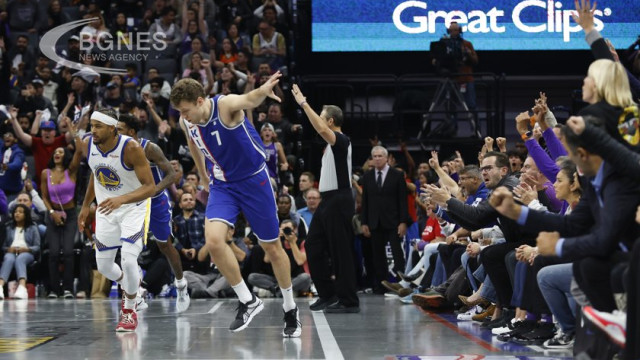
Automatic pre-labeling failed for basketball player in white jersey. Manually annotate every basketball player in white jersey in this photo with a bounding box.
[77,109,156,332]
[170,71,301,337]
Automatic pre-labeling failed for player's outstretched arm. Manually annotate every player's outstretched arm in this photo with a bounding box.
[218,71,282,113]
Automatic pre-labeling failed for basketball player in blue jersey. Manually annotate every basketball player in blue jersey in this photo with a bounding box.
[77,108,157,332]
[116,114,190,313]
[170,72,301,337]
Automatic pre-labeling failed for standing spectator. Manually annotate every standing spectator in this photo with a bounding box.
[0,131,25,202]
[297,188,320,228]
[141,67,172,101]
[292,84,360,313]
[7,0,40,33]
[294,171,315,209]
[0,204,40,299]
[7,107,74,191]
[360,146,408,294]
[260,122,287,185]
[149,7,183,47]
[41,146,82,299]
[220,0,253,34]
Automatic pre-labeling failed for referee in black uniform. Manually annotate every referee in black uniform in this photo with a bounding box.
[292,84,360,313]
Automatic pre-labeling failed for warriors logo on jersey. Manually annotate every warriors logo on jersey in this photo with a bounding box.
[95,165,123,191]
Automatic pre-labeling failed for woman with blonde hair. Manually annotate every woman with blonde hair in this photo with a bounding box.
[579,59,639,147]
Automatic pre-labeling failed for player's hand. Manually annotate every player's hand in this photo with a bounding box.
[98,197,124,215]
[260,71,282,102]
[78,206,90,232]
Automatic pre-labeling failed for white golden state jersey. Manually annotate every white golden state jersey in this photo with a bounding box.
[87,134,143,204]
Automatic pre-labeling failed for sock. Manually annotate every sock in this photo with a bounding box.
[281,286,296,312]
[399,280,410,288]
[124,297,136,310]
[232,281,253,303]
[525,312,537,321]
[175,277,187,289]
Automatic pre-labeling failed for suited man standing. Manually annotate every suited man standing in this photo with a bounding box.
[361,146,408,294]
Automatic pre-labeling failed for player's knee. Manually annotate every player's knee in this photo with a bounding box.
[156,240,170,252]
[260,241,283,257]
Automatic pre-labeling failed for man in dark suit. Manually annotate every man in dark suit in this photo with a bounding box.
[361,146,408,294]
[489,117,640,312]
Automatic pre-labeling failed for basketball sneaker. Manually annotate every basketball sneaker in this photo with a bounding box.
[582,306,626,348]
[116,308,138,332]
[175,279,190,313]
[283,307,302,338]
[229,294,264,333]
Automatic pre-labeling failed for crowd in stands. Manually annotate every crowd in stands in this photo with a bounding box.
[0,0,639,358]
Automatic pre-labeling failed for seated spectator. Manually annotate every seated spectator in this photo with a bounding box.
[141,67,172,101]
[11,190,46,237]
[123,63,142,94]
[0,204,40,300]
[251,20,286,71]
[219,38,239,65]
[180,36,210,73]
[102,80,124,109]
[248,220,310,296]
[185,226,248,298]
[294,172,315,210]
[41,146,82,299]
[173,192,207,272]
[79,11,109,44]
[0,131,25,202]
[111,12,136,46]
[228,23,251,52]
[276,194,307,238]
[143,78,170,119]
[212,64,247,95]
[259,4,289,40]
[182,53,213,91]
[32,81,57,119]
[264,103,301,150]
[8,35,35,83]
[150,7,183,47]
[45,0,70,31]
[38,68,59,108]
[138,239,172,297]
[234,48,252,74]
[297,188,320,228]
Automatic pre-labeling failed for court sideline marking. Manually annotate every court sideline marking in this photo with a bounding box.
[208,302,224,314]
[311,311,345,360]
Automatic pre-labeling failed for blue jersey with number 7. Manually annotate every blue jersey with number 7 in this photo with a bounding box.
[182,95,267,182]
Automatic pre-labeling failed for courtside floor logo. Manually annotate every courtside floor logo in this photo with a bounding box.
[40,18,166,75]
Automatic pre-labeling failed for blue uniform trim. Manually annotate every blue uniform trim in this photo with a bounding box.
[87,136,93,164]
[121,138,133,171]
[96,134,122,157]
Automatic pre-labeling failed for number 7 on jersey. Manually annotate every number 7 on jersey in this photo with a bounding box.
[211,130,222,146]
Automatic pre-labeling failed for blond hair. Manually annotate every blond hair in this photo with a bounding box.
[588,59,636,108]
[170,78,206,106]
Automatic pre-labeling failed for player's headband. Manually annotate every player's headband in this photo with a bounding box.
[90,112,118,127]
